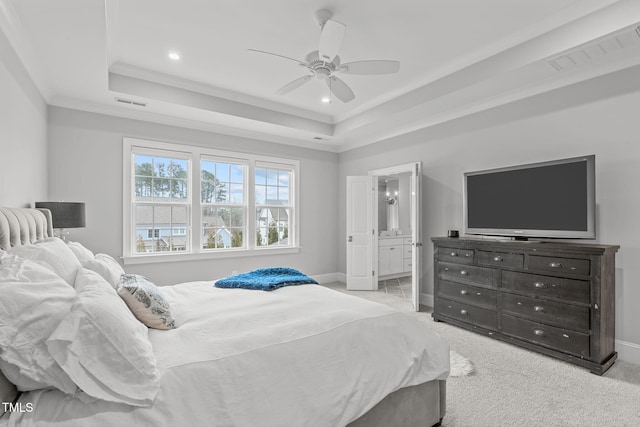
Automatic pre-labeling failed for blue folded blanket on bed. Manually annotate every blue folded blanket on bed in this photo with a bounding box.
[214,267,318,291]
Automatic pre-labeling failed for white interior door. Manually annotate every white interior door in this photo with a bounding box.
[346,176,375,290]
[411,163,422,311]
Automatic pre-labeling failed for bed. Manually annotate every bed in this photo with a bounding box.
[0,207,448,426]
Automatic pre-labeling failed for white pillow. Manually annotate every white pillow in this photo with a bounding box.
[47,268,160,407]
[83,253,125,289]
[8,237,81,285]
[0,253,77,393]
[67,241,95,264]
[118,274,176,330]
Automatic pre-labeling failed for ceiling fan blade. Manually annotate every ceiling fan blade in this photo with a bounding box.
[319,19,345,63]
[339,60,400,75]
[275,75,313,95]
[247,49,308,67]
[327,76,355,103]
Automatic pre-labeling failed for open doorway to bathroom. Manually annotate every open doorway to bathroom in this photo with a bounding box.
[377,173,413,300]
[346,162,421,310]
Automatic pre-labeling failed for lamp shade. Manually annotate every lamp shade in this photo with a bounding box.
[35,202,86,229]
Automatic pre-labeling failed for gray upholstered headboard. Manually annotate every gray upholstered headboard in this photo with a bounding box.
[0,207,54,415]
[0,207,53,251]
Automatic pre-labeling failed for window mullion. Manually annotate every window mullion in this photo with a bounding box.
[192,152,202,254]
[247,159,256,250]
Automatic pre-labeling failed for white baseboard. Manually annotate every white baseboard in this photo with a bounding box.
[615,339,640,365]
[334,272,346,283]
[420,293,434,308]
[312,272,344,284]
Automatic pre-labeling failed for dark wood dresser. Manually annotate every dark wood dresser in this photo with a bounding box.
[432,237,619,374]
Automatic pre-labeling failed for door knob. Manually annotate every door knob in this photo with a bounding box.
[348,236,353,242]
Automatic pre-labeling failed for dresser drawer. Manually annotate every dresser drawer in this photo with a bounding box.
[437,298,497,329]
[528,255,590,276]
[437,262,496,288]
[438,247,474,264]
[500,293,590,331]
[438,280,497,310]
[500,314,590,358]
[477,250,523,269]
[501,271,590,304]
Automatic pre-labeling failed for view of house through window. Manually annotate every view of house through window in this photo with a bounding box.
[125,138,298,259]
[202,159,246,250]
[134,154,190,253]
[255,166,291,247]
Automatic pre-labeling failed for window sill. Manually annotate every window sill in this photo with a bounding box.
[122,246,300,266]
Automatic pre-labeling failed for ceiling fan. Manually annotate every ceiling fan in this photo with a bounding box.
[248,9,400,103]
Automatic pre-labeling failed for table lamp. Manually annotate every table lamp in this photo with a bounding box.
[35,202,86,241]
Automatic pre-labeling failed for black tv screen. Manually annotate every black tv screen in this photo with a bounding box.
[464,155,595,239]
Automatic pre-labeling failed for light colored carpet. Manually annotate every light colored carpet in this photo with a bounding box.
[323,282,640,427]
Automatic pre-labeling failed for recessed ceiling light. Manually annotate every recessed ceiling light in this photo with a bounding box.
[321,97,331,103]
[168,52,181,61]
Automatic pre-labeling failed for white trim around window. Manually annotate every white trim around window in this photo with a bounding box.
[122,137,300,265]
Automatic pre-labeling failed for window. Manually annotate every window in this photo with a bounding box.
[123,138,299,263]
[201,159,246,250]
[133,153,190,254]
[255,166,291,247]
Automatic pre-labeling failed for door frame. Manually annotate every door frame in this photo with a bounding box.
[369,162,422,310]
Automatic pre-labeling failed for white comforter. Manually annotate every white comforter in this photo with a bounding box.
[3,282,449,427]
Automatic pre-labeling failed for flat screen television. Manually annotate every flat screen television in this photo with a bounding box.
[464,155,596,240]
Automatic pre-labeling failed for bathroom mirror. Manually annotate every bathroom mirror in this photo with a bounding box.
[378,175,410,234]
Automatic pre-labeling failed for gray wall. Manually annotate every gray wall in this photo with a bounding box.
[338,72,640,363]
[0,28,48,207]
[47,107,339,285]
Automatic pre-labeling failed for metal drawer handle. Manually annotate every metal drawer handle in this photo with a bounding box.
[493,256,503,262]
[460,309,468,315]
[533,329,545,336]
[390,247,395,250]
[549,262,563,268]
[460,270,468,276]
[460,290,469,295]
[534,305,544,312]
[450,252,458,257]
[534,282,546,288]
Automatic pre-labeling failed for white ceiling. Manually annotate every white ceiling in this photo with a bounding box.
[2,0,640,151]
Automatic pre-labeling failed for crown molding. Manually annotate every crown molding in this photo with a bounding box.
[110,62,334,125]
[49,96,341,153]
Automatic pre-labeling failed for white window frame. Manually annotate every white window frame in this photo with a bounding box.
[123,138,300,265]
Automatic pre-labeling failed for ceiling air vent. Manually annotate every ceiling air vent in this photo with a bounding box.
[548,24,640,71]
[115,97,147,107]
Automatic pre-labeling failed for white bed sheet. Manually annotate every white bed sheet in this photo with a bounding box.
[2,282,449,427]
